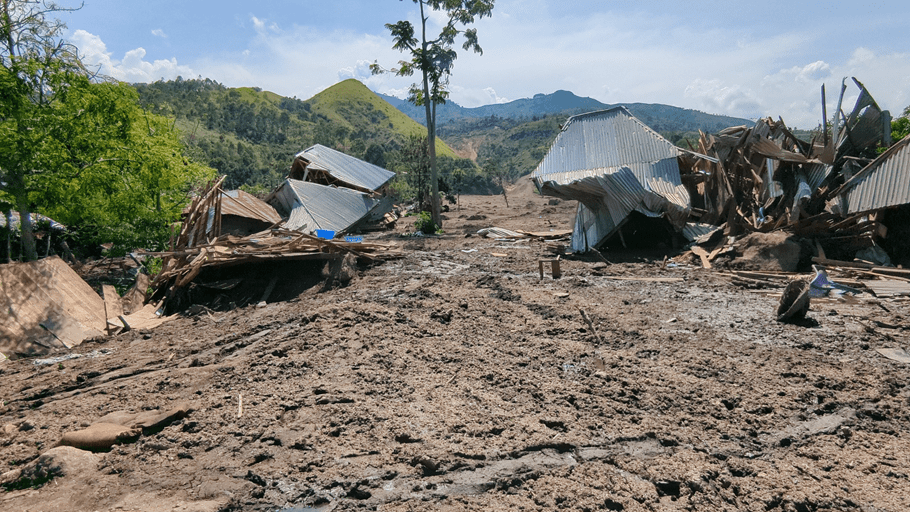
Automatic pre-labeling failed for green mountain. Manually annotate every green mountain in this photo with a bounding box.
[133,77,757,193]
[308,79,455,158]
[379,89,754,134]
[133,78,458,191]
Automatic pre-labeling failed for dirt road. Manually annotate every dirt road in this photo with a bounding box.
[2,181,909,511]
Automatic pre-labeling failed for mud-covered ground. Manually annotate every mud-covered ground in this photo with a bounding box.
[2,180,909,511]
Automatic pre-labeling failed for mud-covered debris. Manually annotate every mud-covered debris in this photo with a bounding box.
[777,279,810,322]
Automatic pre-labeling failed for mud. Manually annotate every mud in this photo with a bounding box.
[1,179,909,511]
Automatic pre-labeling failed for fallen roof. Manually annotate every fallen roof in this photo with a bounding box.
[267,179,389,235]
[218,189,282,225]
[293,144,395,193]
[0,256,106,356]
[530,107,691,251]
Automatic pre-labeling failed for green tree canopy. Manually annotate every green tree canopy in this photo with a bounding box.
[892,105,910,142]
[1,1,214,259]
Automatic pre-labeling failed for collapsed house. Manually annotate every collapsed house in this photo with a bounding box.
[266,144,398,235]
[532,78,908,264]
[530,106,694,251]
[0,256,164,357]
[149,145,403,312]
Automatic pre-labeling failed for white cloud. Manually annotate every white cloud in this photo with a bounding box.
[67,3,910,134]
[684,79,764,120]
[447,85,510,107]
[151,28,166,38]
[71,30,195,83]
[337,60,374,82]
[192,17,412,102]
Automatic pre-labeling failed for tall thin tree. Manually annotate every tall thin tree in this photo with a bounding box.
[372,0,494,228]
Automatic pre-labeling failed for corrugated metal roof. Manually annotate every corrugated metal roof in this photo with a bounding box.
[682,222,723,243]
[296,144,395,192]
[267,179,385,235]
[220,190,283,224]
[836,135,910,215]
[531,107,691,251]
[0,212,66,231]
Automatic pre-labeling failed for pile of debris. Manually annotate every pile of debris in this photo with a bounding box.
[0,145,404,356]
[149,150,404,312]
[532,77,909,269]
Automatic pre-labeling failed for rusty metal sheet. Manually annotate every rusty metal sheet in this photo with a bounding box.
[220,190,282,224]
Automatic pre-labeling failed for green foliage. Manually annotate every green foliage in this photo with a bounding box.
[413,211,438,234]
[439,114,561,180]
[133,78,458,191]
[0,69,215,255]
[892,107,910,142]
[1,1,214,258]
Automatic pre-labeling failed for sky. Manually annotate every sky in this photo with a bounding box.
[59,0,910,129]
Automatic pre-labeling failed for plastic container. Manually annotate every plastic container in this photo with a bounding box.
[315,229,335,240]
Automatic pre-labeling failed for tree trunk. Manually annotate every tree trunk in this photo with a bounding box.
[16,196,37,261]
[419,0,442,229]
[4,209,12,263]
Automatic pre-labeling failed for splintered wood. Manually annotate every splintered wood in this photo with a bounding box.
[149,177,401,302]
[678,79,898,263]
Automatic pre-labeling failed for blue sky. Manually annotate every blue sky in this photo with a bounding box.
[61,0,910,128]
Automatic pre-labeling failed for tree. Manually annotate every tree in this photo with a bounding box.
[1,0,83,260]
[892,105,910,142]
[372,0,494,228]
[1,1,215,258]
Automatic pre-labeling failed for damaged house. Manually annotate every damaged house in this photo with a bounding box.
[266,144,398,235]
[530,107,695,252]
[149,145,402,312]
[533,78,910,266]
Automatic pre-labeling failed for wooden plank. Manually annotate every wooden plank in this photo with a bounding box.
[861,279,910,298]
[102,284,124,319]
[121,273,150,315]
[600,276,684,283]
[876,348,910,364]
[859,271,910,283]
[813,257,910,276]
[691,246,712,269]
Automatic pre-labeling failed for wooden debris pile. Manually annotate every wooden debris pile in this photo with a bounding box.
[678,77,906,267]
[148,177,401,309]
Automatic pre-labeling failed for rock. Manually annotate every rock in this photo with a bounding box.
[59,423,140,451]
[0,446,99,491]
[95,402,194,435]
[736,232,801,272]
[2,423,18,437]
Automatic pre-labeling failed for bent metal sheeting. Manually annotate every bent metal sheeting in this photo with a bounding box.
[530,107,691,251]
[294,144,395,193]
[834,134,910,216]
[267,179,387,235]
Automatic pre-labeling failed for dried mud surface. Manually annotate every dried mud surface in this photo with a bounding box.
[2,180,909,511]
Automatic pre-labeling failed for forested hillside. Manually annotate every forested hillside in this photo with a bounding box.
[133,78,466,192]
[133,77,773,192]
[381,89,755,133]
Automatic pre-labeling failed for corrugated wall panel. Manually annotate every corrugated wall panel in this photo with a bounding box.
[841,138,910,214]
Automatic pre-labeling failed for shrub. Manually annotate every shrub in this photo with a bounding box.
[413,211,438,234]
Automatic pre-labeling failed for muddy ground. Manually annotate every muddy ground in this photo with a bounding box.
[2,180,909,511]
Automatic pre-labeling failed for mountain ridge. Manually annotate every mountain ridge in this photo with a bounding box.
[377,89,754,133]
